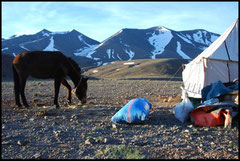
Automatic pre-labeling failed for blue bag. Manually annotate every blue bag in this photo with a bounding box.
[201,81,238,101]
[111,98,152,124]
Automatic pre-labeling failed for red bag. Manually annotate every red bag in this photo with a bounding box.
[190,106,232,127]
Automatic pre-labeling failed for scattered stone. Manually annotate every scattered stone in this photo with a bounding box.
[228,148,233,152]
[17,140,29,146]
[29,117,35,121]
[121,138,127,144]
[112,124,117,129]
[204,128,209,131]
[53,130,63,137]
[32,153,41,159]
[71,114,81,119]
[2,141,10,145]
[103,138,108,143]
[184,129,190,133]
[52,121,58,126]
[85,138,95,145]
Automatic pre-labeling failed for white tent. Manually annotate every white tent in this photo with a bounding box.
[182,18,239,98]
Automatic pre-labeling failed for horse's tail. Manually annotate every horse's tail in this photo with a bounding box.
[12,64,19,93]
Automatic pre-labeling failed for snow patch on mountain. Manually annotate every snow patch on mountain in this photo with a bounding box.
[96,62,103,66]
[74,34,100,57]
[192,30,216,45]
[2,47,8,51]
[78,35,92,47]
[177,33,193,44]
[74,44,98,58]
[125,49,135,60]
[193,31,204,44]
[20,37,47,46]
[44,36,58,51]
[123,62,135,65]
[51,31,70,35]
[176,41,191,59]
[106,49,114,59]
[186,34,192,40]
[148,28,173,59]
[42,31,50,37]
[19,45,29,51]
[117,54,122,61]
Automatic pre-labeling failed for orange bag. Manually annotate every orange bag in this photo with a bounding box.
[190,106,232,127]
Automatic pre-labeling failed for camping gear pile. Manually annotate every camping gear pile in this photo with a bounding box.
[178,80,238,128]
[178,18,239,128]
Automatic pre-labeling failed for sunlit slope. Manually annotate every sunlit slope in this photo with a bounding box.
[85,58,189,79]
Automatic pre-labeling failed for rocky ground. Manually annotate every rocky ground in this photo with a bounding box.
[1,79,239,159]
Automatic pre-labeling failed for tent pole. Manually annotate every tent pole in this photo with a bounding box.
[224,41,231,82]
[203,58,206,88]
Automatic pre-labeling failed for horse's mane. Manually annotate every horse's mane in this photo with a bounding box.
[67,57,81,73]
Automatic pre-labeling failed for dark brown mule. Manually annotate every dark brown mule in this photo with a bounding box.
[12,51,88,108]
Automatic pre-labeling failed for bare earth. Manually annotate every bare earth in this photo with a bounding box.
[1,79,239,159]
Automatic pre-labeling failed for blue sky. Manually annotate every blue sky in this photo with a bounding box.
[1,1,238,42]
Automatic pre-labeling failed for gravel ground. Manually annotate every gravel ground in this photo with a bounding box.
[1,79,239,159]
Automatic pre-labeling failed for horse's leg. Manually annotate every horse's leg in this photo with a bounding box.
[61,79,72,104]
[12,65,22,107]
[54,77,62,109]
[14,83,22,107]
[19,75,29,107]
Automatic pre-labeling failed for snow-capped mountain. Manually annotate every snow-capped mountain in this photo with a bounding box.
[2,27,220,68]
[78,26,219,65]
[2,29,100,67]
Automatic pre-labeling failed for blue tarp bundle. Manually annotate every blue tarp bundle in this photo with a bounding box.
[201,80,238,101]
[111,98,152,124]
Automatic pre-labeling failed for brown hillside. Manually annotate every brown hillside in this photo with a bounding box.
[85,58,189,79]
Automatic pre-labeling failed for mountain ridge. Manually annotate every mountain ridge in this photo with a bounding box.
[2,26,220,67]
[82,27,219,65]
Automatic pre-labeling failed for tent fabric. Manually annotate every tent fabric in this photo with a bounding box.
[182,19,239,98]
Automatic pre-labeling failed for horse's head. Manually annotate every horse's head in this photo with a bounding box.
[72,76,89,104]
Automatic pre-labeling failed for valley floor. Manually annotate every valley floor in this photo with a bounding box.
[1,79,239,159]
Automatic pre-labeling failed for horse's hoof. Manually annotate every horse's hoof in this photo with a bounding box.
[55,105,60,109]
[16,103,22,107]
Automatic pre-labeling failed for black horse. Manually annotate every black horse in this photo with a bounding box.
[12,51,88,108]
